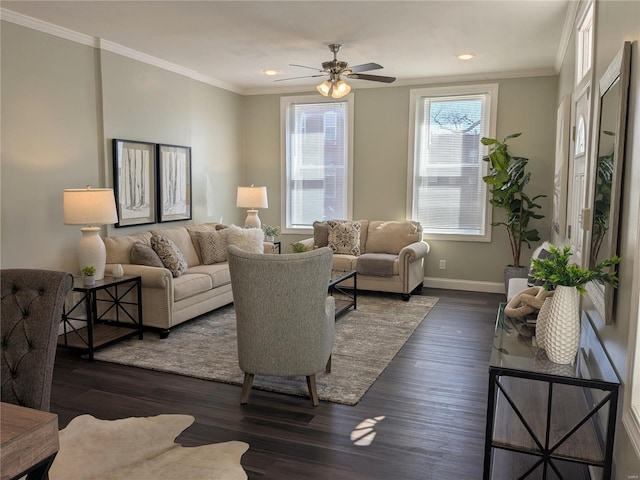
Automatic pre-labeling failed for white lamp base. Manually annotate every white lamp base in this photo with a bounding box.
[244,209,262,229]
[78,227,107,280]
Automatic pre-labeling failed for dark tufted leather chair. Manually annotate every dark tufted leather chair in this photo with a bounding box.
[1,269,73,411]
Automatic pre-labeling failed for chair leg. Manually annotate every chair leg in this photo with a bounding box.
[306,375,319,407]
[240,373,254,405]
[325,355,332,373]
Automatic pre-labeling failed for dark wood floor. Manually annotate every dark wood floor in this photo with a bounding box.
[51,288,504,479]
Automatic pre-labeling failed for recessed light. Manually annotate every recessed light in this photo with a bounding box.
[457,53,475,61]
[262,69,280,76]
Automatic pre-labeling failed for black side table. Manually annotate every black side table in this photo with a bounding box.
[273,241,281,254]
[59,275,143,360]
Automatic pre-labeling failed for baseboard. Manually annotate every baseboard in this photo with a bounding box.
[424,277,505,294]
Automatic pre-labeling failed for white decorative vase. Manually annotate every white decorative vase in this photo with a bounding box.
[112,263,124,278]
[545,285,580,364]
[535,296,553,350]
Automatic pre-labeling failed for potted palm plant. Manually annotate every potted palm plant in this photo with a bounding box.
[262,225,280,243]
[530,245,619,363]
[481,133,545,289]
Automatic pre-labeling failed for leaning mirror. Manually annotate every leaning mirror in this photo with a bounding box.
[586,42,631,324]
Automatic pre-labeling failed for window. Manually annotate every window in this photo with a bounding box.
[408,84,498,241]
[576,2,594,86]
[281,94,354,232]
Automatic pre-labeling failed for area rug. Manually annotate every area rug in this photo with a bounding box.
[93,293,438,405]
[49,414,249,480]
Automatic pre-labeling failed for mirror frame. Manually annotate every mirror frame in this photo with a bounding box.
[585,41,631,324]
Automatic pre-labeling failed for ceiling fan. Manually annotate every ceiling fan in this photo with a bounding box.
[277,44,396,98]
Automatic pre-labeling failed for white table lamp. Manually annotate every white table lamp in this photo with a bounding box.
[236,185,268,228]
[64,186,118,280]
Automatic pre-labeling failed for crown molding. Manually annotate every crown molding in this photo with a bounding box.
[0,8,244,95]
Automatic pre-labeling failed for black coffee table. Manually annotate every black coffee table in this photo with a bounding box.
[329,270,357,317]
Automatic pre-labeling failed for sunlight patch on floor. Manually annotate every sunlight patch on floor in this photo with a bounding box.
[350,416,385,446]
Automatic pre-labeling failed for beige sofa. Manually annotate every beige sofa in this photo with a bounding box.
[104,223,273,337]
[301,220,430,300]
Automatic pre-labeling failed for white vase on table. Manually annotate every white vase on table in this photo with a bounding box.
[544,285,580,364]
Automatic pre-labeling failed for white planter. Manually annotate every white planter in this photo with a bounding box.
[545,285,580,364]
[83,275,95,286]
[535,296,553,350]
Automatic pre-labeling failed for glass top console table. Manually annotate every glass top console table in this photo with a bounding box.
[483,304,620,479]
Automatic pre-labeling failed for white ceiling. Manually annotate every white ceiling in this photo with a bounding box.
[1,1,572,95]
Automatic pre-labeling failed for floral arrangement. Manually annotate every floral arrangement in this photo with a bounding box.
[530,245,619,295]
[262,225,281,237]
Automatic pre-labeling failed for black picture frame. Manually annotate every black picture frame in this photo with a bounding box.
[112,139,157,227]
[157,143,192,223]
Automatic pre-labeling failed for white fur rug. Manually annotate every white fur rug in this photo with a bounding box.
[49,414,249,480]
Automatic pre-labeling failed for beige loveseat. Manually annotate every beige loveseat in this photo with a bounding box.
[301,220,430,300]
[104,223,273,337]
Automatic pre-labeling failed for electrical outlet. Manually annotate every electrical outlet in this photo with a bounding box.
[439,260,446,270]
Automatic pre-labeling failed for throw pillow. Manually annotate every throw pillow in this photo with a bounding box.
[150,234,188,277]
[327,220,361,256]
[196,230,229,264]
[130,242,165,268]
[313,221,329,248]
[225,225,264,254]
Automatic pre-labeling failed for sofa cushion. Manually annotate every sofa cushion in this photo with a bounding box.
[130,242,165,268]
[173,273,213,302]
[225,225,263,253]
[365,221,422,255]
[151,227,200,268]
[187,264,231,289]
[332,255,357,272]
[313,221,329,248]
[151,234,188,277]
[327,220,361,256]
[196,230,229,264]
[186,223,226,263]
[104,232,153,264]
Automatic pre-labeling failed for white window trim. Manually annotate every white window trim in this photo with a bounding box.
[280,94,354,235]
[406,83,498,242]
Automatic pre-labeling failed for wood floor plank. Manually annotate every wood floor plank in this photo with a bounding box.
[50,288,505,479]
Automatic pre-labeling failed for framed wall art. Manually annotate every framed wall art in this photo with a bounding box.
[157,143,192,223]
[112,139,157,227]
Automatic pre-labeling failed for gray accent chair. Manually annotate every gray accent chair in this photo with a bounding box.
[1,269,73,411]
[227,245,335,406]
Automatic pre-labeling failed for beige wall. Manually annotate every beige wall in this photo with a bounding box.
[242,76,558,286]
[0,21,243,274]
[553,0,640,475]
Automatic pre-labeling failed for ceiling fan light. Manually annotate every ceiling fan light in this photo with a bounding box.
[331,80,351,98]
[316,80,331,96]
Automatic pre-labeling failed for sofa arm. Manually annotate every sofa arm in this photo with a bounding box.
[399,241,430,263]
[398,241,430,284]
[106,263,172,289]
[299,238,315,251]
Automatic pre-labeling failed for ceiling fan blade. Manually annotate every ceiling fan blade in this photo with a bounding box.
[275,74,326,82]
[347,73,396,83]
[348,62,383,73]
[290,63,323,71]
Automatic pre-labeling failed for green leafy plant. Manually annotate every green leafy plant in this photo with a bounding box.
[81,265,96,276]
[531,245,620,295]
[290,242,308,253]
[481,133,545,267]
[262,225,281,237]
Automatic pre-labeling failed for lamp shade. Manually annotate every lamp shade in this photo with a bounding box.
[64,187,118,225]
[236,186,268,209]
